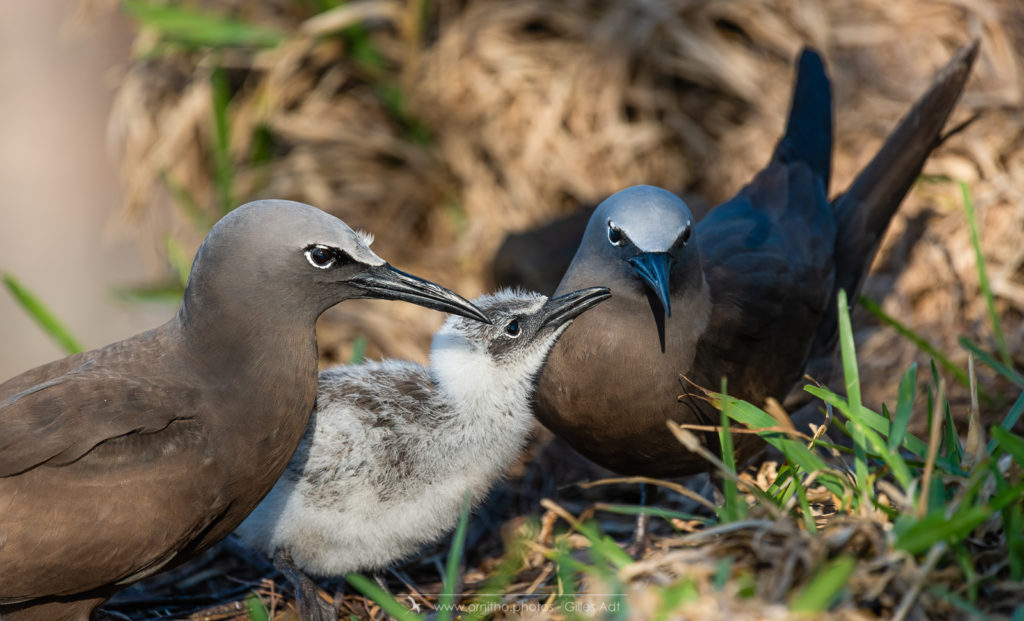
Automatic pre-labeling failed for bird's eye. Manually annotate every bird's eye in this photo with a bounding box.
[504,318,521,337]
[680,224,692,245]
[607,221,625,247]
[305,245,336,269]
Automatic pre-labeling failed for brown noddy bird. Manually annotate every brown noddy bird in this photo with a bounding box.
[0,199,488,621]
[532,43,978,478]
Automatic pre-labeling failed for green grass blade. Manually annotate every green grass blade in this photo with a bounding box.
[805,384,917,490]
[896,507,989,555]
[210,64,235,214]
[123,0,284,48]
[718,380,745,522]
[595,504,710,525]
[794,478,817,533]
[438,493,471,621]
[165,237,193,287]
[929,586,996,621]
[349,335,367,364]
[961,337,1024,388]
[654,580,699,621]
[463,527,532,621]
[718,396,829,473]
[575,520,634,570]
[549,542,583,620]
[345,573,423,621]
[115,281,185,304]
[806,385,929,458]
[718,394,849,499]
[160,171,212,232]
[3,274,83,355]
[897,481,1024,554]
[859,296,971,388]
[1006,499,1023,580]
[888,363,918,451]
[245,593,270,621]
[988,392,1024,454]
[790,555,856,612]
[992,427,1024,468]
[942,396,962,463]
[836,290,871,505]
[961,181,1012,368]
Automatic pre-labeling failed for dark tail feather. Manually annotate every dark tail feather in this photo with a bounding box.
[832,40,978,298]
[772,48,833,191]
[809,40,978,370]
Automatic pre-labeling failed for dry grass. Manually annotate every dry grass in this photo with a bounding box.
[90,0,1024,618]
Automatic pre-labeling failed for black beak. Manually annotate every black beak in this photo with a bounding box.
[628,252,674,317]
[540,286,612,330]
[350,264,490,324]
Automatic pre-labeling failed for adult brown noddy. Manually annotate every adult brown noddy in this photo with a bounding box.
[533,43,978,479]
[0,199,488,621]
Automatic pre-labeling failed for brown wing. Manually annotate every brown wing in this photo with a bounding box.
[0,331,228,601]
[0,424,226,601]
[0,330,200,477]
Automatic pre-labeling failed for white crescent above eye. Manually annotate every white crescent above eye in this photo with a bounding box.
[606,219,626,247]
[305,245,337,269]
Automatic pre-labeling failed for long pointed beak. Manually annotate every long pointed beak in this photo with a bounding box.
[628,252,675,317]
[540,286,611,330]
[349,264,490,324]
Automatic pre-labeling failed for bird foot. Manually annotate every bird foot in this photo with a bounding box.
[622,511,650,560]
[274,550,338,621]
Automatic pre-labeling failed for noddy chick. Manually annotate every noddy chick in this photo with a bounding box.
[0,200,487,621]
[235,286,610,618]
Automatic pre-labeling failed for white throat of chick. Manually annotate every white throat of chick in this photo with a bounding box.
[429,290,557,433]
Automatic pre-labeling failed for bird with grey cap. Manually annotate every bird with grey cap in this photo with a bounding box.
[234,286,610,621]
[0,199,488,621]
[530,43,978,485]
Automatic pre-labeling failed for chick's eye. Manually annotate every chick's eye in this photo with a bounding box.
[305,245,336,269]
[607,222,624,247]
[504,319,521,337]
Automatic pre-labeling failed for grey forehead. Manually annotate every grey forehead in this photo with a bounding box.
[444,289,546,339]
[473,289,546,318]
[226,200,384,266]
[595,185,694,252]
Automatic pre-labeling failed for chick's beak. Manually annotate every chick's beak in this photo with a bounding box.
[540,286,612,330]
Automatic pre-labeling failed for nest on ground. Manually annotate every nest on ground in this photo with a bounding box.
[102,443,1023,620]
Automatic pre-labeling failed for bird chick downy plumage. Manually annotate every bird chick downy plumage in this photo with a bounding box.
[0,200,488,621]
[235,287,609,585]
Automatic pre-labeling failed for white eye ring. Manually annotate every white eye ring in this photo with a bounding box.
[606,219,625,247]
[305,245,336,269]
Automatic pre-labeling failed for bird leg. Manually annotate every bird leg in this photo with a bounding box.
[274,550,338,621]
[624,483,657,558]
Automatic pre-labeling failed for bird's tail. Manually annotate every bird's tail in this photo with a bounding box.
[813,41,979,366]
[772,48,833,191]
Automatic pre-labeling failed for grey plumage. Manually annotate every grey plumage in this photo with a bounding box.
[235,287,609,578]
[0,199,487,621]
[533,43,978,477]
